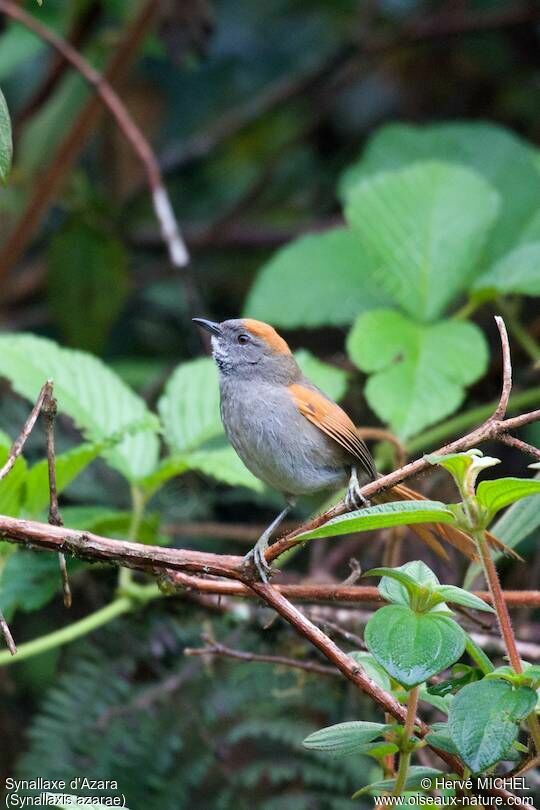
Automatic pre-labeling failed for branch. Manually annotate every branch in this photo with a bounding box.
[185,634,338,678]
[0,380,52,482]
[0,0,188,270]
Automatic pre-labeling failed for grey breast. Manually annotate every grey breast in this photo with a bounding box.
[219,378,349,496]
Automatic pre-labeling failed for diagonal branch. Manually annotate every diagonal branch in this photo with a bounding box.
[0,380,52,482]
[0,0,188,269]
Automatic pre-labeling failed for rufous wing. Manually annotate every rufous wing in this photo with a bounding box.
[289,383,377,480]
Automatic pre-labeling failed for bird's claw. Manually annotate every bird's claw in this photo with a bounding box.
[242,543,272,583]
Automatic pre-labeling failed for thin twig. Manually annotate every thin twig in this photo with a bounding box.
[0,380,52,481]
[493,315,512,419]
[0,609,16,656]
[42,386,71,609]
[185,635,338,678]
[0,0,188,269]
[498,433,540,461]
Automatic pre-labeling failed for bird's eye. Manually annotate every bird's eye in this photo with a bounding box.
[237,334,250,345]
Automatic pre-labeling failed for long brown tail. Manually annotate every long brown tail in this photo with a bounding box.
[373,482,521,562]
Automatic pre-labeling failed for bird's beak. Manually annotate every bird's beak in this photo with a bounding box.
[192,318,222,337]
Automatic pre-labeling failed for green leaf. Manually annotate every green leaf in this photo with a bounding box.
[0,551,85,619]
[434,585,494,614]
[186,446,264,492]
[348,311,488,438]
[0,86,12,183]
[340,121,540,264]
[24,442,105,516]
[294,350,348,402]
[345,161,499,321]
[448,680,537,773]
[244,228,392,328]
[368,560,440,608]
[476,477,540,519]
[490,473,540,549]
[60,506,161,545]
[473,242,540,298]
[296,500,455,542]
[302,721,389,757]
[348,651,392,692]
[0,432,27,517]
[425,723,459,756]
[0,333,159,481]
[365,605,465,687]
[352,767,445,797]
[426,449,500,493]
[159,357,221,453]
[48,221,130,352]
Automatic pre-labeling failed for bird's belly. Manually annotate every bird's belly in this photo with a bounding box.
[220,382,348,496]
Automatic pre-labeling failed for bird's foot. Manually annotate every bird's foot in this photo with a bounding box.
[345,467,371,511]
[242,535,272,583]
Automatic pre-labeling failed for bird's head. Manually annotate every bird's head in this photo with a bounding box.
[193,317,298,382]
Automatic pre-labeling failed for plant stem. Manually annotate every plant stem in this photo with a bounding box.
[407,386,540,454]
[0,598,132,667]
[474,529,540,753]
[118,485,146,591]
[498,298,540,363]
[392,685,419,796]
[464,635,494,675]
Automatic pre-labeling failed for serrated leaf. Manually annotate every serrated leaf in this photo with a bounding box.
[244,228,392,328]
[186,446,263,492]
[367,561,440,608]
[60,506,161,545]
[365,605,465,687]
[348,311,488,438]
[448,680,537,773]
[302,721,389,757]
[352,767,445,797]
[0,86,12,182]
[473,242,540,298]
[348,651,392,692]
[0,432,27,517]
[296,500,455,541]
[425,723,459,755]
[345,161,499,320]
[0,333,159,481]
[24,442,104,516]
[434,585,494,613]
[476,477,540,519]
[159,358,222,453]
[340,121,540,264]
[48,220,130,352]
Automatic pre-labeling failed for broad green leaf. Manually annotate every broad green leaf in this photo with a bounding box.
[60,506,161,545]
[294,350,348,402]
[369,560,439,608]
[159,358,222,453]
[448,680,537,773]
[140,455,190,497]
[348,311,488,438]
[244,228,391,327]
[0,432,27,517]
[341,121,540,264]
[435,585,494,614]
[345,161,499,321]
[348,651,391,692]
[48,221,130,352]
[186,446,263,492]
[0,334,159,481]
[476,477,540,519]
[473,242,540,298]
[0,87,12,183]
[24,442,105,516]
[490,477,540,551]
[302,721,389,757]
[0,550,85,619]
[296,500,455,541]
[365,605,465,687]
[425,723,459,755]
[352,767,445,797]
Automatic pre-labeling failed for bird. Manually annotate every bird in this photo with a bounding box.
[193,317,514,581]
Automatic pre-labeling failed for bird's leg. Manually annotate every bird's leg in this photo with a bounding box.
[243,499,296,583]
[345,466,370,511]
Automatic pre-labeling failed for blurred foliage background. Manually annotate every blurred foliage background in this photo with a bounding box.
[1,0,540,807]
